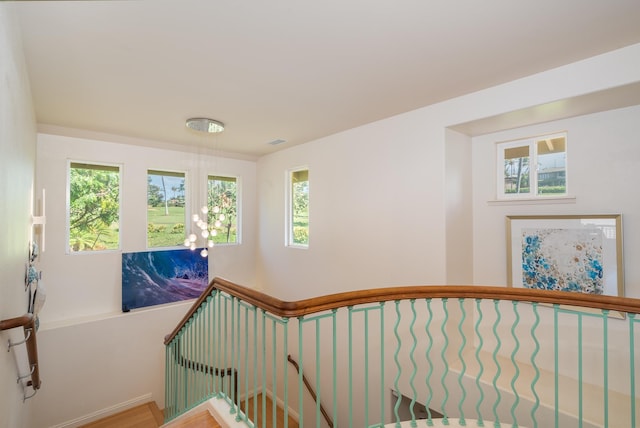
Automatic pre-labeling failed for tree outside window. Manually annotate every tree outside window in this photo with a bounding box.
[208,176,238,244]
[147,170,186,248]
[289,169,309,246]
[68,162,120,252]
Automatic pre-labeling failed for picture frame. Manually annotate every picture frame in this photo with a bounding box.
[122,248,209,312]
[506,215,623,299]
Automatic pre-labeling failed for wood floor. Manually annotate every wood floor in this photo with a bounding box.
[79,402,164,428]
[77,394,296,427]
[78,402,220,428]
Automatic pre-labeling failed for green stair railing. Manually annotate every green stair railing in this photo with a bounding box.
[164,278,640,427]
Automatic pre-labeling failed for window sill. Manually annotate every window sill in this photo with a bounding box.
[487,195,576,206]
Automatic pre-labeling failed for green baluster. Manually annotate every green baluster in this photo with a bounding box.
[474,299,485,427]
[333,309,338,427]
[491,300,502,428]
[364,310,370,428]
[167,342,171,421]
[166,343,171,420]
[243,305,251,423]
[316,318,322,427]
[205,297,210,397]
[554,305,559,428]
[283,317,289,428]
[270,317,277,428]
[440,298,450,425]
[380,303,385,427]
[235,304,241,420]
[578,313,583,428]
[629,314,636,428]
[509,301,521,428]
[529,303,541,428]
[224,296,230,400]
[425,299,434,427]
[185,320,192,413]
[298,316,304,426]
[393,301,402,426]
[409,299,418,427]
[602,310,609,428]
[349,305,355,428]
[262,310,267,428]
[252,305,258,426]
[233,297,240,417]
[199,307,204,404]
[457,298,467,426]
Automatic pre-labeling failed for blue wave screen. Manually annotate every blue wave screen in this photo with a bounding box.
[122,248,209,311]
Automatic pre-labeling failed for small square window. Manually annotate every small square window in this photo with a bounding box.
[497,133,567,199]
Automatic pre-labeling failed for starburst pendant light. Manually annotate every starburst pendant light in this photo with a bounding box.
[183,205,226,258]
[184,117,226,257]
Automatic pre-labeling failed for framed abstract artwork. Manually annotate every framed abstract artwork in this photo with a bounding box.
[122,248,209,311]
[506,215,623,297]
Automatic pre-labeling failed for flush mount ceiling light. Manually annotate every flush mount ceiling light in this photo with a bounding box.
[185,118,225,133]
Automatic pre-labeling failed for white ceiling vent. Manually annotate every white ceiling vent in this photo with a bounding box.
[267,139,287,146]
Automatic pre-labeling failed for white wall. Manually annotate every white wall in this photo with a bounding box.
[445,128,473,285]
[256,112,447,299]
[471,105,640,298]
[0,4,37,428]
[30,134,258,426]
[257,43,640,301]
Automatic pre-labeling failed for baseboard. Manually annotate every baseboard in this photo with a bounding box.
[49,393,153,428]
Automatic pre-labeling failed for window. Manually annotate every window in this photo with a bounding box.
[147,170,186,248]
[287,168,309,247]
[497,132,567,199]
[68,162,121,252]
[207,175,238,244]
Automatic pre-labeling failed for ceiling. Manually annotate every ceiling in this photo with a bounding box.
[13,0,640,158]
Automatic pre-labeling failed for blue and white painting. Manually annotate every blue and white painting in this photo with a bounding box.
[122,248,209,311]
[521,228,604,294]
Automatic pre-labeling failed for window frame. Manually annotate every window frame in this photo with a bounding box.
[146,169,187,249]
[207,174,240,246]
[496,132,568,200]
[286,166,309,248]
[67,160,122,254]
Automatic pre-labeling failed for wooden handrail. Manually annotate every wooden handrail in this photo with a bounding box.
[165,276,640,345]
[287,355,334,428]
[0,313,41,390]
